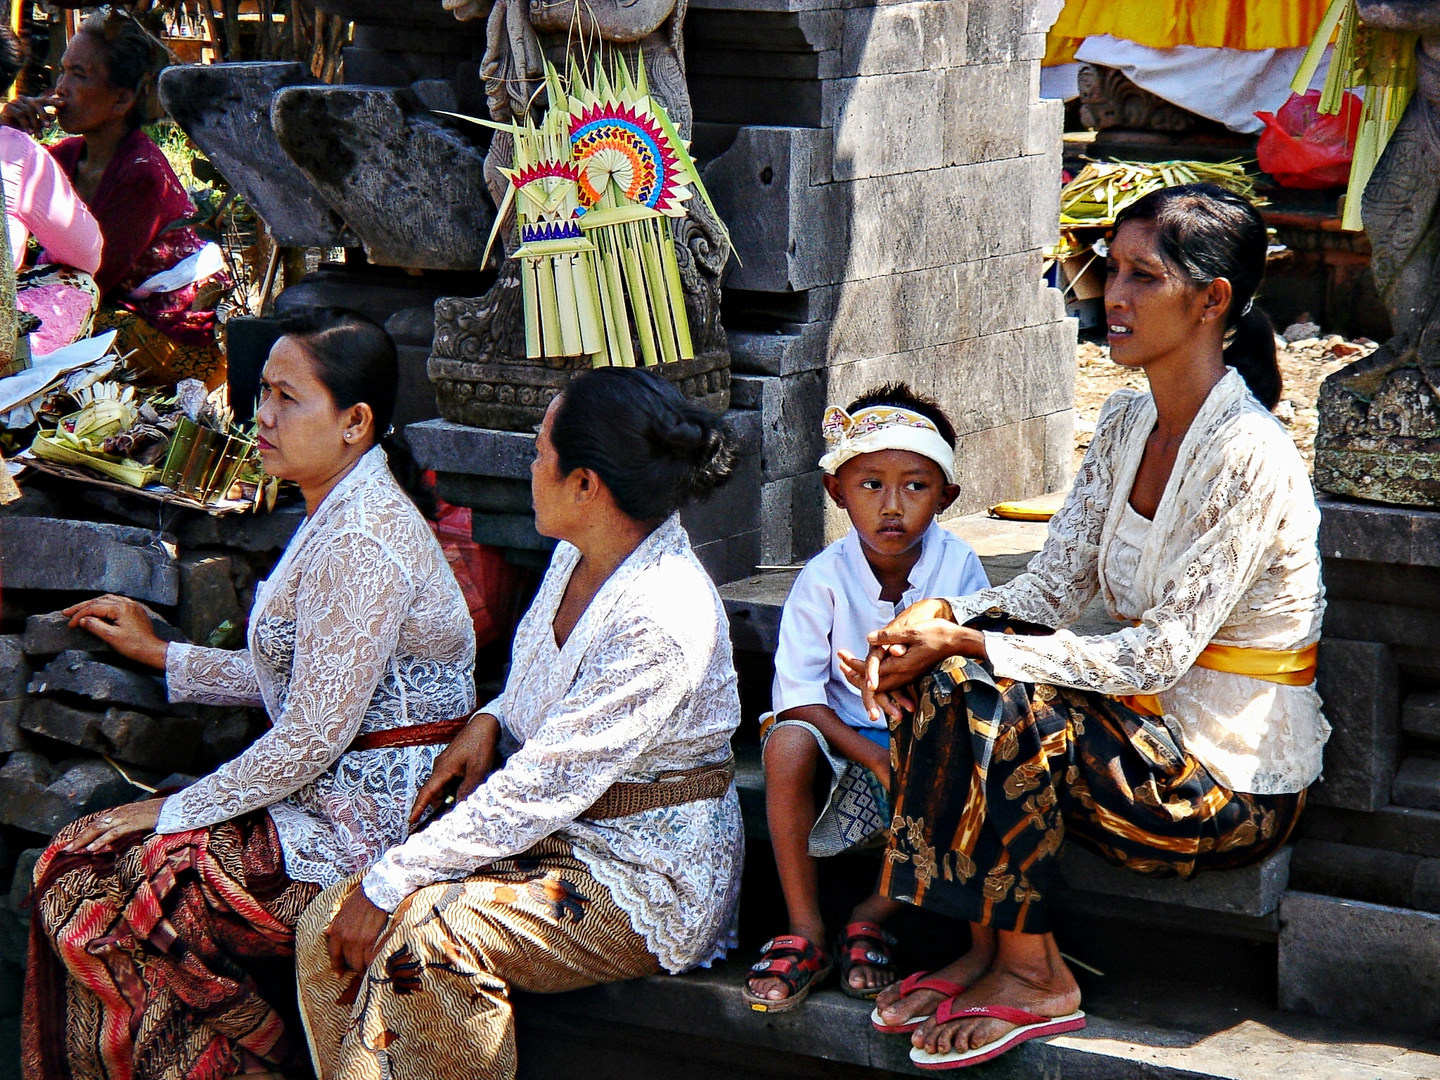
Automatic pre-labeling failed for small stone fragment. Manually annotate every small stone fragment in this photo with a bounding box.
[0,636,30,700]
[1283,321,1322,343]
[23,609,186,658]
[20,698,201,774]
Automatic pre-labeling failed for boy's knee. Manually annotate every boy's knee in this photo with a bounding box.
[763,724,822,778]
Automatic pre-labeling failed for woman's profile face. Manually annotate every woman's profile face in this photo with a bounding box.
[530,395,572,539]
[254,336,364,486]
[1104,219,1215,370]
[52,34,131,136]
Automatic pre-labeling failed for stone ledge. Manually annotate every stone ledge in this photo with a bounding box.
[1057,844,1291,918]
[1318,497,1440,570]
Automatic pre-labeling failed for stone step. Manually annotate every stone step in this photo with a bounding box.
[513,960,1440,1080]
[1403,691,1440,741]
[1392,756,1440,812]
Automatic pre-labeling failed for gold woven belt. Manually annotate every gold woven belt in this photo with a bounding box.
[579,756,735,820]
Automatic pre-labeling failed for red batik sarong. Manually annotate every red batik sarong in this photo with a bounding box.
[22,810,319,1080]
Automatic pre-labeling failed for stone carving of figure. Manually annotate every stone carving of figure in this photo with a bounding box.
[430,0,729,388]
[1313,3,1440,506]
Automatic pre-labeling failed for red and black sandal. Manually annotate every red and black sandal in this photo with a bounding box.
[837,921,899,1000]
[741,934,833,1013]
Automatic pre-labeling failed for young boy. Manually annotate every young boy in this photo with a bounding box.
[744,383,989,1013]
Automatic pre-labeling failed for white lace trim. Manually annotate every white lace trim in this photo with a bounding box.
[157,448,477,886]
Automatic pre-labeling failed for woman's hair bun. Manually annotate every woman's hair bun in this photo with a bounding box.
[551,368,735,522]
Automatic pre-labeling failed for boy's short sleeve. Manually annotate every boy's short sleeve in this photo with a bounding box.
[771,566,837,715]
[956,545,991,598]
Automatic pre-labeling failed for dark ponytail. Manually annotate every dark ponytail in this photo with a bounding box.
[276,308,436,517]
[550,367,734,523]
[1114,182,1281,409]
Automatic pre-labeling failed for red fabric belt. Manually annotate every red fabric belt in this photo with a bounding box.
[347,717,469,753]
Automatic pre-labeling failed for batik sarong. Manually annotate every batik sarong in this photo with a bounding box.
[22,810,320,1080]
[93,308,226,389]
[297,835,660,1080]
[880,621,1305,934]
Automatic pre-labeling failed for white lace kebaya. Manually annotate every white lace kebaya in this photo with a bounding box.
[156,447,477,887]
[362,514,744,974]
[947,370,1329,795]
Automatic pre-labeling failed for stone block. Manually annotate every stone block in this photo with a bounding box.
[1394,756,1440,812]
[177,554,244,645]
[1057,843,1292,917]
[28,652,168,713]
[22,609,186,658]
[0,638,27,701]
[1043,407,1076,494]
[272,84,494,271]
[939,320,1079,439]
[0,701,26,754]
[1279,891,1440,1034]
[964,0,1032,63]
[434,475,533,515]
[952,414,1050,515]
[1301,802,1440,860]
[407,420,536,481]
[720,571,796,654]
[0,518,179,605]
[1404,690,1440,740]
[691,529,761,586]
[839,2,967,77]
[0,753,137,835]
[471,514,555,553]
[19,698,201,775]
[1323,597,1440,652]
[1317,498,1440,569]
[1310,638,1400,812]
[174,504,305,553]
[760,471,827,564]
[680,444,762,547]
[157,63,356,248]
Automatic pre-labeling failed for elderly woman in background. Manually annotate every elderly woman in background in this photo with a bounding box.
[4,13,228,386]
[22,310,475,1080]
[298,368,744,1080]
[0,26,104,354]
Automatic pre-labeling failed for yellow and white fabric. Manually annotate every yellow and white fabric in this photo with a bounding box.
[818,404,956,484]
[945,371,1329,795]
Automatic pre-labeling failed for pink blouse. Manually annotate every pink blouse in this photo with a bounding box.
[1,127,102,275]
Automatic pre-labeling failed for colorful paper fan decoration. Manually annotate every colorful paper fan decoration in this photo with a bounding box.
[448,56,725,367]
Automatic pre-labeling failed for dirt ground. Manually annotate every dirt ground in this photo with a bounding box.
[1072,325,1378,473]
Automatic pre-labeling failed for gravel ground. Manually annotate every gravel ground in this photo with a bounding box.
[1072,324,1379,473]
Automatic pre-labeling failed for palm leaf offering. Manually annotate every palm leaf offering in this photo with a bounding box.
[1059,159,1263,228]
[454,56,727,368]
[1291,0,1418,230]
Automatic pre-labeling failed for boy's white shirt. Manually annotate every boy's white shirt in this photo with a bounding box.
[772,520,991,731]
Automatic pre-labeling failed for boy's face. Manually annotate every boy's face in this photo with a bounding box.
[823,449,960,560]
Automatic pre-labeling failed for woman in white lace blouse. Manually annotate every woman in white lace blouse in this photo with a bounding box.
[855,186,1328,1070]
[296,367,743,1080]
[23,310,475,1080]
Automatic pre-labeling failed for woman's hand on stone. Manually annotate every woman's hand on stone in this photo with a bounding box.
[409,711,501,825]
[62,799,164,853]
[62,595,170,670]
[327,887,390,973]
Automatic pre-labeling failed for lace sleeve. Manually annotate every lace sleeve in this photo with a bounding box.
[948,392,1131,629]
[156,530,416,834]
[984,444,1290,696]
[361,616,694,910]
[165,642,262,706]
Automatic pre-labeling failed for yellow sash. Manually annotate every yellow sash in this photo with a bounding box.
[1121,641,1318,717]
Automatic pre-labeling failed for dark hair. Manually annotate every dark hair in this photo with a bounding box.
[549,368,734,522]
[1113,182,1281,409]
[0,28,25,98]
[276,308,435,515]
[845,381,957,449]
[76,12,165,130]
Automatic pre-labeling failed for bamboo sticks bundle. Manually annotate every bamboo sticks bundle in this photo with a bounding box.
[1292,0,1418,230]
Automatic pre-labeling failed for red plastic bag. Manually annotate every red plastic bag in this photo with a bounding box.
[429,499,528,651]
[1255,90,1362,189]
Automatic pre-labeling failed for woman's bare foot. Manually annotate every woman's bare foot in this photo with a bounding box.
[872,923,997,1028]
[911,930,1080,1057]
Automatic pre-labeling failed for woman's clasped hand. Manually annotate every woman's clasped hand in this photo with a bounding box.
[837,598,987,722]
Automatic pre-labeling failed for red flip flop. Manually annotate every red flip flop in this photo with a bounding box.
[908,1001,1087,1070]
[869,970,967,1034]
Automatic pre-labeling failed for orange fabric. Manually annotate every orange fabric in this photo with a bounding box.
[1047,0,1333,53]
[1120,641,1318,717]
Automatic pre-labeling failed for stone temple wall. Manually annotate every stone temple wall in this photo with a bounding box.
[690,0,1076,563]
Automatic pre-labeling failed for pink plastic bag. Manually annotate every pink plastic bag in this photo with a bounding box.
[1256,90,1363,190]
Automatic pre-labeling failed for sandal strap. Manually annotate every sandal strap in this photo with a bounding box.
[895,970,966,1000]
[749,935,829,991]
[841,921,897,947]
[934,1000,1051,1027]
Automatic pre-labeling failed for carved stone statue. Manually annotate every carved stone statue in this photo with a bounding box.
[1077,64,1201,133]
[428,0,732,431]
[1314,4,1440,506]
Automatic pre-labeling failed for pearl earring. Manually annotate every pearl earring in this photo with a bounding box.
[344,432,353,441]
